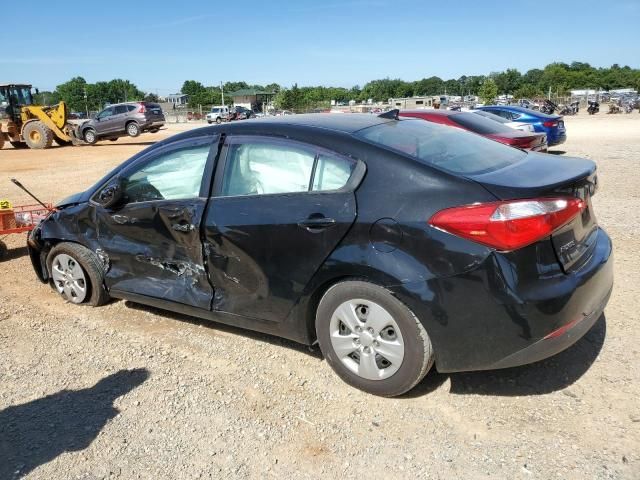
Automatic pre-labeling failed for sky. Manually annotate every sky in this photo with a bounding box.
[3,0,639,94]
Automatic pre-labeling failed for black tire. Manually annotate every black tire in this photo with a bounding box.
[316,280,434,397]
[207,120,213,125]
[46,243,110,307]
[0,240,7,260]
[10,141,28,149]
[83,128,97,145]
[215,117,222,124]
[126,122,140,137]
[23,121,54,149]
[53,137,73,147]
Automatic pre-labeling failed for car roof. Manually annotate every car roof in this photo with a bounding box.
[237,113,395,133]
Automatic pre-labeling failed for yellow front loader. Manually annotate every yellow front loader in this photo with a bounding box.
[0,83,80,150]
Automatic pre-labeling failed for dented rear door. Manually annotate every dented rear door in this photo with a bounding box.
[95,135,219,309]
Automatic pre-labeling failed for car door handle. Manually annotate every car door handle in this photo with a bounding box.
[297,217,336,231]
[172,223,195,232]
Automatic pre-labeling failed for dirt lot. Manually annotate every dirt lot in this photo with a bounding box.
[1,114,639,479]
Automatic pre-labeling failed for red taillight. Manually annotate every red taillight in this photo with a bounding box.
[543,120,558,127]
[138,103,146,113]
[429,197,586,250]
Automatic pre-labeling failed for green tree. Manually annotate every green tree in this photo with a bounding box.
[478,78,498,104]
[56,77,89,112]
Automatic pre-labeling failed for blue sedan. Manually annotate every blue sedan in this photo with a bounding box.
[477,105,567,146]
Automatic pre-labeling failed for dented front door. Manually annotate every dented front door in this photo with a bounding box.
[94,136,218,309]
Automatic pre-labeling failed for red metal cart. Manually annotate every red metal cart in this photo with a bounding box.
[0,182,54,258]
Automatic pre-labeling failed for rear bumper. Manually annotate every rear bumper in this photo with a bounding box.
[389,227,613,373]
[488,285,610,369]
[549,131,567,146]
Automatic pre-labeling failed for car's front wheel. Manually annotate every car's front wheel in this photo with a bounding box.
[83,128,97,145]
[215,117,222,124]
[47,243,110,307]
[316,280,434,397]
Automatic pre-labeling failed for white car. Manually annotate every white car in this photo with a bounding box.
[470,109,535,133]
[206,106,230,124]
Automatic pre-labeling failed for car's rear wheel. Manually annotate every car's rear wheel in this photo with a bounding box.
[83,128,97,145]
[215,117,222,124]
[126,122,140,137]
[316,280,434,397]
[47,243,110,307]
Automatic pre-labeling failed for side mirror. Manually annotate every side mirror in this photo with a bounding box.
[96,179,124,209]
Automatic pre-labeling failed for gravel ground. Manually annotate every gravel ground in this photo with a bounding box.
[0,114,638,479]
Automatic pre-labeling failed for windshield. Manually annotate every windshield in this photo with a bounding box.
[9,86,34,106]
[355,119,526,175]
[449,112,514,135]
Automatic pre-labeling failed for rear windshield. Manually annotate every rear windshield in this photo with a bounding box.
[355,119,526,175]
[449,112,513,135]
[471,109,509,124]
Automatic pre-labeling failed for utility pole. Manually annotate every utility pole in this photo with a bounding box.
[84,87,89,117]
[220,81,225,106]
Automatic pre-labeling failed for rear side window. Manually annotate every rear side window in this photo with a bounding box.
[312,154,355,191]
[220,139,356,196]
[114,105,128,114]
[449,112,513,134]
[127,105,137,112]
[355,119,526,175]
[222,142,315,196]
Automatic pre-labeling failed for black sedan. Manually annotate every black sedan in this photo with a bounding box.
[27,112,613,396]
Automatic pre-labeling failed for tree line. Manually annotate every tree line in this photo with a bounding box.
[38,62,640,113]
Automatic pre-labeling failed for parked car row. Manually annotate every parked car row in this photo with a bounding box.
[206,106,257,124]
[401,110,548,151]
[29,110,610,397]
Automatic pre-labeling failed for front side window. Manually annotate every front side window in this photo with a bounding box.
[221,139,356,197]
[97,108,113,119]
[123,144,211,203]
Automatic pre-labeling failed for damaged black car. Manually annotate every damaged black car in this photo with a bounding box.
[28,113,613,396]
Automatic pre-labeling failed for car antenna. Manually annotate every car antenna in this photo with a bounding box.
[10,178,50,210]
[378,109,399,120]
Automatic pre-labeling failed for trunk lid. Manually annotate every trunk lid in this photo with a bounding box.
[469,152,599,271]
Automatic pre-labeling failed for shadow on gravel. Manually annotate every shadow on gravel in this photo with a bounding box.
[0,368,149,479]
[123,300,323,359]
[0,245,29,262]
[406,314,606,398]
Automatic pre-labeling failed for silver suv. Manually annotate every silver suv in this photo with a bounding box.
[79,102,165,144]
